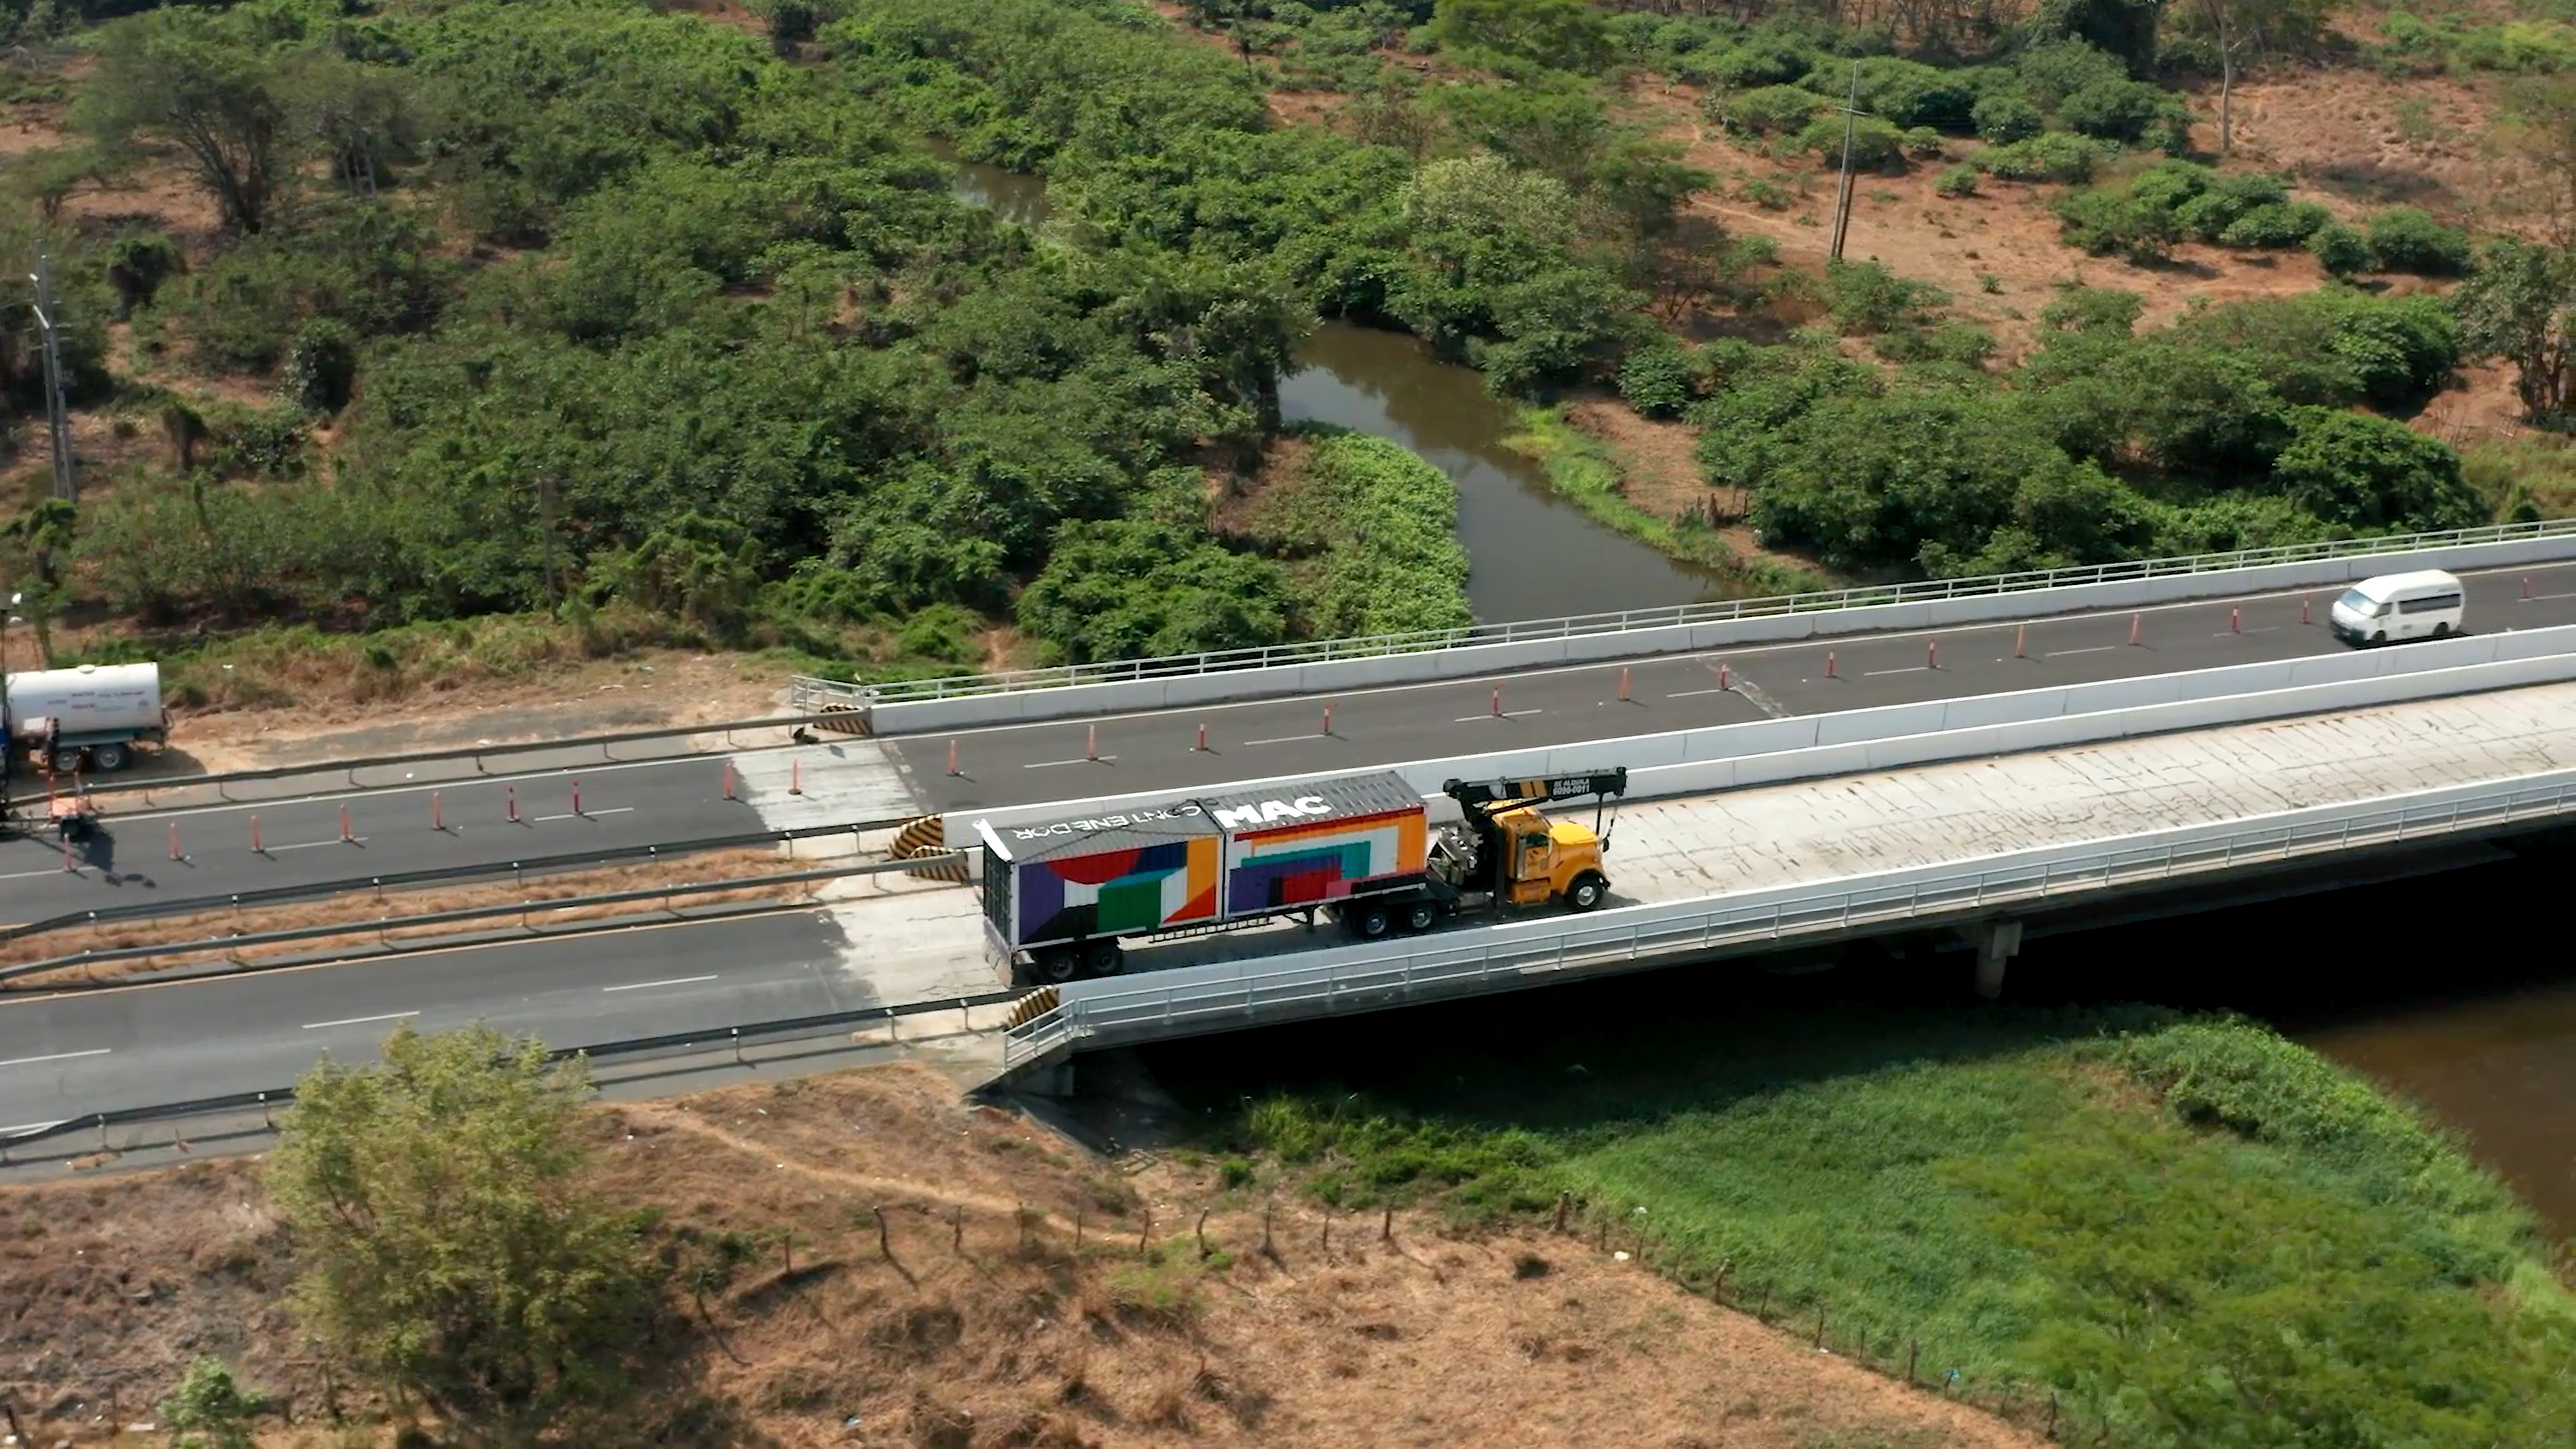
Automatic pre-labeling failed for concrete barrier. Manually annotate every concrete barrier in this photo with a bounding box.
[952,623,2576,843]
[882,533,2576,735]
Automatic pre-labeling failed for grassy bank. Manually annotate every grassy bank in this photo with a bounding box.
[1229,427,1473,640]
[1201,1007,2576,1447]
[1503,406,1830,598]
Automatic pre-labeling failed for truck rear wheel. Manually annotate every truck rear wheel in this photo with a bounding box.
[1038,948,1082,985]
[1400,900,1438,934]
[89,743,128,773]
[1350,903,1392,941]
[1566,873,1607,912]
[1085,940,1124,977]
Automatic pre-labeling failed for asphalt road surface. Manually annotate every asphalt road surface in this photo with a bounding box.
[890,561,2576,813]
[0,910,863,1130]
[7,561,2571,920]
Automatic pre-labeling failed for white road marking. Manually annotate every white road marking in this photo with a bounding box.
[2522,592,2576,602]
[530,807,639,823]
[1452,710,1544,722]
[0,1047,110,1069]
[0,1120,64,1135]
[2212,627,2281,637]
[1022,757,1116,769]
[0,867,74,881]
[1240,735,1325,747]
[301,1010,418,1031]
[602,974,719,993]
[1864,666,1931,677]
[1733,678,1792,720]
[1666,687,1730,698]
[2045,645,2117,658]
[265,837,369,853]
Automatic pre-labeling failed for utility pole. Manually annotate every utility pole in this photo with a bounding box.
[1827,65,1864,264]
[29,251,76,504]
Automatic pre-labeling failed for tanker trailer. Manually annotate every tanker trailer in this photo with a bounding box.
[3,661,169,773]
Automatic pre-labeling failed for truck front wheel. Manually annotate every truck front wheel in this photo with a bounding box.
[1565,873,1608,912]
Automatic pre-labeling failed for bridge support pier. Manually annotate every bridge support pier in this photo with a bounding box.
[1972,918,2023,1000]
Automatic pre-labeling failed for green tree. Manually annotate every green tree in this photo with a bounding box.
[267,1024,659,1444]
[2269,407,2483,531]
[160,1357,262,1449]
[2455,238,2575,427]
[1424,0,1610,74]
[76,8,298,233]
[1016,518,1289,663]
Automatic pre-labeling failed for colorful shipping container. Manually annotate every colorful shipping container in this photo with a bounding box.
[973,771,1430,957]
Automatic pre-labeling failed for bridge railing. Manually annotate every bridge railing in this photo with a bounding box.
[0,989,1020,1167]
[826,519,2576,706]
[1002,767,2576,1068]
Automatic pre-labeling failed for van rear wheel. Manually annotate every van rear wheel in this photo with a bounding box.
[2431,621,2451,639]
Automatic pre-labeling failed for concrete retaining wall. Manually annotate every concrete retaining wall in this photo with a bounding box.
[953,624,2576,843]
[882,535,2576,735]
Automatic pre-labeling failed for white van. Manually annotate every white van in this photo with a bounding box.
[2328,569,2466,647]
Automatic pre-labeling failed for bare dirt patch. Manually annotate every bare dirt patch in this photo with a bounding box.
[0,1064,2045,1449]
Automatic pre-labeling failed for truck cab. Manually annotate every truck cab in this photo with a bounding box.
[1430,770,1626,914]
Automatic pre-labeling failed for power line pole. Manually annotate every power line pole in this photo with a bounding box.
[1828,65,1864,265]
[28,250,76,504]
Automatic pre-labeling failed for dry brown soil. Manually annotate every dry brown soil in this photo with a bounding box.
[0,1064,2045,1449]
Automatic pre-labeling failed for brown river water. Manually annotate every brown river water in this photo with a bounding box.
[944,152,2576,1244]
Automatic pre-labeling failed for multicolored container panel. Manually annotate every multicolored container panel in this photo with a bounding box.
[1012,835,1222,946]
[1224,807,1428,916]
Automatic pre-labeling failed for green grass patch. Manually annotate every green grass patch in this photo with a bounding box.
[1504,406,1829,596]
[2463,432,2576,521]
[1233,427,1472,640]
[1215,1008,2576,1446]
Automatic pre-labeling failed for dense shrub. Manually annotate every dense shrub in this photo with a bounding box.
[2053,188,2182,262]
[2216,201,2331,248]
[1718,84,1831,136]
[1971,91,2045,144]
[1618,344,1696,419]
[2308,221,2375,276]
[2057,77,2190,148]
[1934,162,1980,197]
[1976,133,2111,183]
[2366,206,2473,276]
[1791,113,1906,170]
[1797,55,1980,132]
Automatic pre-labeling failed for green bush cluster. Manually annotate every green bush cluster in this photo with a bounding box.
[1690,282,2476,576]
[2371,11,2576,76]
[2053,161,2326,262]
[1230,429,1472,641]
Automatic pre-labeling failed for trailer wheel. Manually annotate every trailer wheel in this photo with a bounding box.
[89,743,128,773]
[1400,900,1438,934]
[1350,904,1393,941]
[50,747,83,776]
[1085,940,1124,977]
[1566,873,1607,912]
[1038,949,1082,984]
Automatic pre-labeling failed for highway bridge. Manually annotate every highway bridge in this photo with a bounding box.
[9,549,2576,920]
[9,531,2576,1154]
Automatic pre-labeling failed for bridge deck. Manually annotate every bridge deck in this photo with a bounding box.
[819,679,2576,1009]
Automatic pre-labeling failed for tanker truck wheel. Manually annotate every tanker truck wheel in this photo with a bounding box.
[50,747,83,776]
[1565,873,1607,912]
[89,743,128,773]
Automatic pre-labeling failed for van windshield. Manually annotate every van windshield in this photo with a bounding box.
[2338,588,2389,619]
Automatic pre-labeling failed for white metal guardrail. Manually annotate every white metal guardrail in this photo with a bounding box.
[1000,766,2576,1068]
[810,519,2576,716]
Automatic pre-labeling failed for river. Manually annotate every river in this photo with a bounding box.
[942,149,2576,1244]
[943,152,1737,623]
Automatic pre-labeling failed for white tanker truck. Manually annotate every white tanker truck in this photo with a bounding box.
[3,661,168,773]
